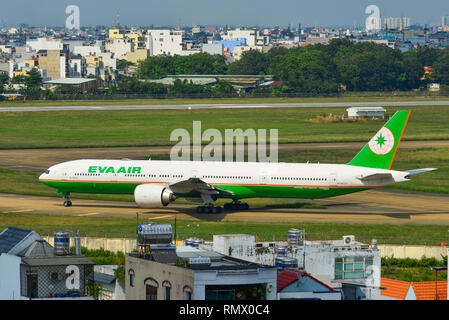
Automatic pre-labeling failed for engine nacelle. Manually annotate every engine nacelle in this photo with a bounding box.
[134,184,176,208]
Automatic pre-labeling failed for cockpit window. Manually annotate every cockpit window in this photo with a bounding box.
[45,170,50,174]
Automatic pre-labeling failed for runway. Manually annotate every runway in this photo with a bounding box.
[1,188,449,224]
[1,100,449,112]
[1,140,448,172]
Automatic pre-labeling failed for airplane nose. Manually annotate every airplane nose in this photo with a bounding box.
[39,169,50,181]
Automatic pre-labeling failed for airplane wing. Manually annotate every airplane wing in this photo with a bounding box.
[357,173,393,182]
[169,178,234,198]
[406,168,437,176]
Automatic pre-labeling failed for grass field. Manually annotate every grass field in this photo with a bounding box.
[1,211,448,246]
[1,105,449,149]
[1,94,449,108]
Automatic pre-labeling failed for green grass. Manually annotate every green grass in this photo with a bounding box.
[1,212,449,245]
[1,94,449,107]
[1,105,449,149]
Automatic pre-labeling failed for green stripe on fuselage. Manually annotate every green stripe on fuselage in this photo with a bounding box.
[41,180,369,200]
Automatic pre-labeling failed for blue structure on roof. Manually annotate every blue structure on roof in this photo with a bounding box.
[212,38,246,53]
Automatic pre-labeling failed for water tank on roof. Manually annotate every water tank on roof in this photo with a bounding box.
[288,229,304,246]
[276,246,287,256]
[185,238,204,248]
[137,223,173,245]
[275,256,298,269]
[54,231,70,256]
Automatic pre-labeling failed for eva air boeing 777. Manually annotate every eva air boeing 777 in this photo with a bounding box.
[39,110,436,213]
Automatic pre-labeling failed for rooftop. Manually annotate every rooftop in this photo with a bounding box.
[0,227,35,255]
[43,78,97,85]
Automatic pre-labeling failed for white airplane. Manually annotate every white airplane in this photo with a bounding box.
[39,110,436,213]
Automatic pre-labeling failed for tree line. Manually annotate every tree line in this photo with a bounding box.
[2,39,449,100]
[137,39,449,94]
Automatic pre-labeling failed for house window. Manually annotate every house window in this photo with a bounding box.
[128,269,135,287]
[335,256,373,280]
[163,280,171,300]
[144,278,159,300]
[146,285,157,300]
[183,285,193,300]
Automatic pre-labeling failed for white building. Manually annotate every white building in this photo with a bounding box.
[202,43,224,55]
[212,233,382,300]
[69,55,85,78]
[73,45,102,57]
[347,107,386,119]
[146,29,184,56]
[26,38,65,52]
[105,38,134,59]
[0,227,94,300]
[384,17,411,29]
[221,28,258,47]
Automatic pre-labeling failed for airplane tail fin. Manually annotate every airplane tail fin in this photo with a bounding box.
[348,110,411,170]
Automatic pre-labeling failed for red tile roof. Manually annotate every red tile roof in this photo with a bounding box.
[412,281,447,300]
[277,269,334,292]
[381,278,448,300]
[381,278,412,300]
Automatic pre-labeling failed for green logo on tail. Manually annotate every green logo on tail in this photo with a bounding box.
[348,110,410,169]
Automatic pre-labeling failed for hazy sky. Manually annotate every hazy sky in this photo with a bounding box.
[0,0,448,27]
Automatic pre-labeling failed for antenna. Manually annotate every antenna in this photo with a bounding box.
[115,12,120,29]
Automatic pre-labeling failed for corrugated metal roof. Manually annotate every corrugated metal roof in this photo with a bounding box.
[19,240,56,258]
[0,227,33,254]
[88,272,115,284]
[22,256,94,266]
[44,78,96,85]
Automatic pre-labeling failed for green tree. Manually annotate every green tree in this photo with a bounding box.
[432,47,449,85]
[24,69,42,88]
[0,72,9,94]
[227,50,268,75]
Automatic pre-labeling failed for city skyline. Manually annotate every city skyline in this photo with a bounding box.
[0,0,448,28]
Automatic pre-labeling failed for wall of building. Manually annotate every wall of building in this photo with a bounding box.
[125,254,195,300]
[42,236,448,260]
[193,268,277,300]
[0,253,23,300]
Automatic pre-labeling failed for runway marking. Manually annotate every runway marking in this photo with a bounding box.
[143,209,179,213]
[75,212,101,216]
[148,214,174,220]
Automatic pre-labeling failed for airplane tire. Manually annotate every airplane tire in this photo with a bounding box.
[196,206,205,213]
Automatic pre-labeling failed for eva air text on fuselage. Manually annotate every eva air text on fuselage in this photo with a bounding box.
[88,166,142,174]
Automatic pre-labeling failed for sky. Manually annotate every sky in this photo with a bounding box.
[0,0,448,28]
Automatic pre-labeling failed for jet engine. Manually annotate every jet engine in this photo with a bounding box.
[134,184,176,208]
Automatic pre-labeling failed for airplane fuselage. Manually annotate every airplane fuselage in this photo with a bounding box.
[39,159,410,200]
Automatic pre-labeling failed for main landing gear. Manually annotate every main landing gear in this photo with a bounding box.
[63,193,72,207]
[196,205,223,214]
[224,201,249,211]
[195,201,250,214]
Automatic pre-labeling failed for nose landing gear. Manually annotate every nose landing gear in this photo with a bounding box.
[62,193,72,207]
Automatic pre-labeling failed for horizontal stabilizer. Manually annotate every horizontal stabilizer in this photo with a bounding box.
[357,173,393,182]
[406,168,437,176]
